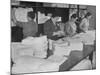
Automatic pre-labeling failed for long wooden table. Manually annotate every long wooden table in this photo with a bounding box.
[59,44,95,71]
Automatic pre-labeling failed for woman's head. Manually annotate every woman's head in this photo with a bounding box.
[27,11,35,21]
[71,14,77,22]
[51,14,61,23]
[85,12,92,19]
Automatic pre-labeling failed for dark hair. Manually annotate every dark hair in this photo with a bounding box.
[27,11,35,19]
[85,12,92,18]
[71,14,77,19]
[51,14,60,18]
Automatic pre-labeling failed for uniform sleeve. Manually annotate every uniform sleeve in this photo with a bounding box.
[65,22,76,36]
[44,22,53,38]
[34,22,38,33]
[80,19,87,31]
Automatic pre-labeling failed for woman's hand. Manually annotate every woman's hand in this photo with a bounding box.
[53,31,65,37]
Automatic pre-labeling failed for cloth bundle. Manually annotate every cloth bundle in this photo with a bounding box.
[15,7,33,22]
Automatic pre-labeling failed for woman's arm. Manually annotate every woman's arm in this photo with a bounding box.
[80,19,87,32]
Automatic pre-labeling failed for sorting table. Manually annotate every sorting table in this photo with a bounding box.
[59,44,95,71]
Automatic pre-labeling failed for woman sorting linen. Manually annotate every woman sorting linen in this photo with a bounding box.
[44,14,65,40]
[64,14,77,37]
[79,12,92,32]
[13,11,38,39]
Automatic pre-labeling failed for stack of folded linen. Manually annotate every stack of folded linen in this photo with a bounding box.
[21,36,48,58]
[68,41,83,51]
[11,36,48,63]
[53,41,71,56]
[73,30,95,45]
[53,39,83,57]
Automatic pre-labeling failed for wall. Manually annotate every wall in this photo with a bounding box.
[87,6,96,30]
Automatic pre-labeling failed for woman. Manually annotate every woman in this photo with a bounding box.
[79,12,92,32]
[44,14,64,40]
[65,14,77,36]
[13,11,38,38]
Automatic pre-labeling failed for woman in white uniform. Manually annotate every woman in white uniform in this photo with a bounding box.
[65,14,77,36]
[79,12,92,32]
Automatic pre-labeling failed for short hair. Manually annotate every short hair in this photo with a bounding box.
[85,12,92,18]
[71,14,77,19]
[27,11,35,19]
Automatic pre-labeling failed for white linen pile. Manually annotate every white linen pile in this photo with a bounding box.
[21,36,48,58]
[62,30,95,45]
[72,30,96,45]
[12,56,56,73]
[15,7,33,22]
[11,36,68,74]
[53,39,83,57]
[11,36,48,62]
[53,41,71,56]
[12,55,68,74]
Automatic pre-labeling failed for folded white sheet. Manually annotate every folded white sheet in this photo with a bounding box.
[12,55,67,74]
